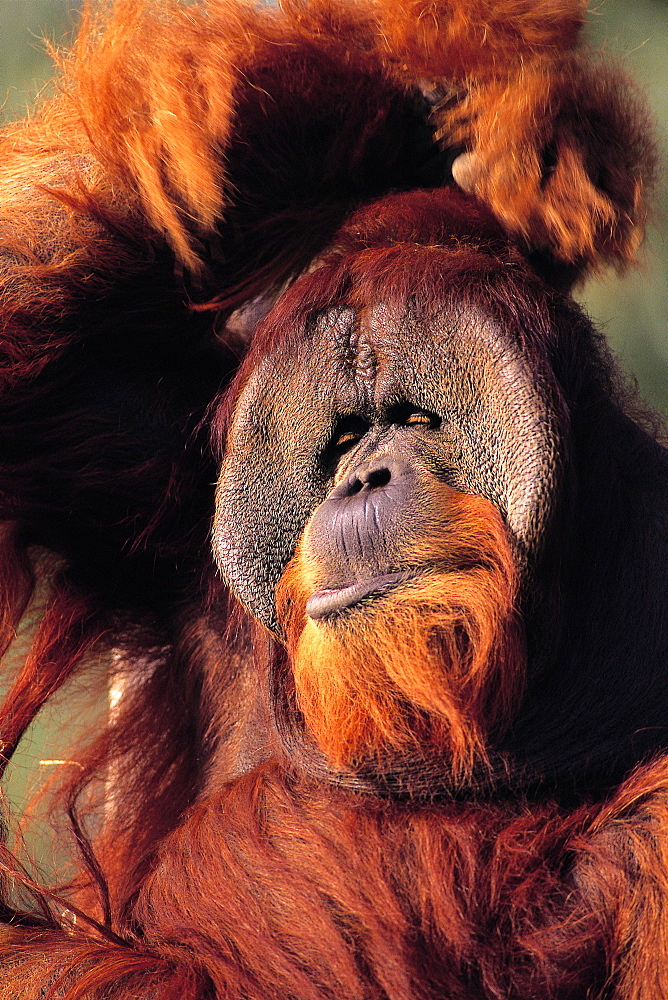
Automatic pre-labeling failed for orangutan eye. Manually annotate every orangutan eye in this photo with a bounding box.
[334,430,362,448]
[404,410,441,430]
[329,417,369,454]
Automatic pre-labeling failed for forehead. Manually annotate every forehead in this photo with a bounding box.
[230,297,533,433]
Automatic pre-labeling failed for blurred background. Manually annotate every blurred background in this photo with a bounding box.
[0,0,666,877]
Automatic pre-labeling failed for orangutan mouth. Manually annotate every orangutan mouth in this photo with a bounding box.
[305,571,416,620]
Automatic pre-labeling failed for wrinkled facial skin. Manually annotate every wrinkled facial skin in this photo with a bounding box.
[214,301,564,630]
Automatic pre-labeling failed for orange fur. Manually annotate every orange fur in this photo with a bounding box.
[377,0,586,75]
[55,0,263,269]
[283,0,586,77]
[278,0,655,274]
[434,53,657,271]
[276,485,524,781]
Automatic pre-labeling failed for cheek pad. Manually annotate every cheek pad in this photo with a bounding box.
[214,455,323,631]
[213,370,333,630]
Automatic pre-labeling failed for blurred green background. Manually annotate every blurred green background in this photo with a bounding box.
[0,0,666,879]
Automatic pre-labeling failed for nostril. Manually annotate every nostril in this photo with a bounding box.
[364,467,391,491]
[335,463,395,499]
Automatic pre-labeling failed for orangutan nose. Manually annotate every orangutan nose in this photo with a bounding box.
[305,457,419,584]
[331,461,393,498]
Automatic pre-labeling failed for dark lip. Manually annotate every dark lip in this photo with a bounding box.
[305,570,416,620]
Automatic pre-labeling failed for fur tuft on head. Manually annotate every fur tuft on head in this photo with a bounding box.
[433,54,658,277]
[276,485,524,784]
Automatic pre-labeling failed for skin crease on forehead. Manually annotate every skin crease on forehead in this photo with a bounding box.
[213,299,565,630]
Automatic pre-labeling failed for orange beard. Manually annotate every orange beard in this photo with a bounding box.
[275,485,525,784]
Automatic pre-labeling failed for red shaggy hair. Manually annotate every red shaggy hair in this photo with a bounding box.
[277,485,524,781]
